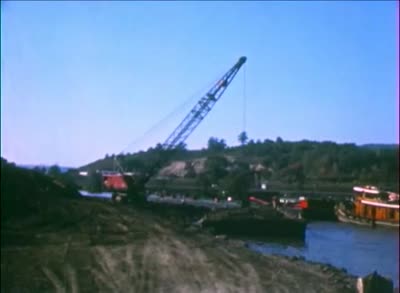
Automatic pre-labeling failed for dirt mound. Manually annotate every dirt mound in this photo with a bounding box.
[158,157,207,177]
[1,159,358,292]
[1,158,80,230]
[1,200,356,292]
[159,160,187,177]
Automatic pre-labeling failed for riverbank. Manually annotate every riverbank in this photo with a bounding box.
[2,198,357,292]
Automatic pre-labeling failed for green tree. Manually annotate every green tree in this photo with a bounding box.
[124,157,145,172]
[207,137,227,152]
[238,131,248,145]
[88,171,103,192]
[195,155,230,198]
[204,155,229,183]
[294,165,305,190]
[48,165,61,177]
[33,166,47,174]
[176,142,187,150]
[221,164,252,207]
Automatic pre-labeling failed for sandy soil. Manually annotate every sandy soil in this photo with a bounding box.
[1,199,357,293]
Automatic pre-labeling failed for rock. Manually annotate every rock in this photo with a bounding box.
[290,256,304,261]
[322,266,330,272]
[193,215,207,227]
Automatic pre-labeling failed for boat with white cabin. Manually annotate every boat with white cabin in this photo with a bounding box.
[335,185,399,228]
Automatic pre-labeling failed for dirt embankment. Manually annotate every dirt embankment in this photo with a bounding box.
[1,161,357,292]
[1,200,356,293]
[1,159,80,226]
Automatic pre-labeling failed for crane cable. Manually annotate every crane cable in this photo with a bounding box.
[119,93,198,154]
[113,68,229,171]
[242,63,247,133]
[119,70,227,154]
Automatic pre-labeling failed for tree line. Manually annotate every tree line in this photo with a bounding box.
[82,133,398,193]
[5,131,397,200]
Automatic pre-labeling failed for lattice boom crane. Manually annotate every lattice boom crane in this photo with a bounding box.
[102,56,247,201]
[162,56,247,149]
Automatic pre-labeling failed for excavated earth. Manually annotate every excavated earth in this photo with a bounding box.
[1,199,358,293]
[1,163,357,292]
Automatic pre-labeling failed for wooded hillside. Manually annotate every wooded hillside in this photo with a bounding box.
[80,137,399,192]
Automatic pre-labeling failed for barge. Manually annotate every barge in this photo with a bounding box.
[203,207,307,239]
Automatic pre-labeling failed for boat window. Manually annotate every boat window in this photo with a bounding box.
[364,193,376,199]
[378,192,388,200]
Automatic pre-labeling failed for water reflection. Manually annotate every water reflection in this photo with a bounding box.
[247,221,399,285]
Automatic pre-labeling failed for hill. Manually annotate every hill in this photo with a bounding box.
[79,138,399,192]
[1,158,81,232]
[17,164,74,173]
[360,143,398,150]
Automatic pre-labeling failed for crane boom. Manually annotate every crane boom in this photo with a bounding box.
[162,56,247,150]
[101,56,247,201]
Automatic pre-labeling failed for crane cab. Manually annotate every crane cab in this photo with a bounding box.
[102,171,128,191]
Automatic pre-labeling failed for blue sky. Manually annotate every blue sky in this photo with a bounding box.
[1,1,398,167]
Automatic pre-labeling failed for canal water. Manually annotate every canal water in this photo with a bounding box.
[247,221,399,286]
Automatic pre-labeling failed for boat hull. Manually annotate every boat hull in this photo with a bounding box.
[335,206,399,228]
[204,218,307,239]
[203,208,307,239]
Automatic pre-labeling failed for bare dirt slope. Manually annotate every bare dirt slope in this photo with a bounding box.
[1,198,356,293]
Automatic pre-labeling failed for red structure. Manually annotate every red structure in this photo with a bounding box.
[99,57,247,196]
[296,198,309,209]
[103,173,128,191]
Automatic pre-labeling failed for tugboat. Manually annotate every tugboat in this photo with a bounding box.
[335,186,399,228]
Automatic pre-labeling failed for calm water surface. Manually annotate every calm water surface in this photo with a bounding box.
[247,221,399,285]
